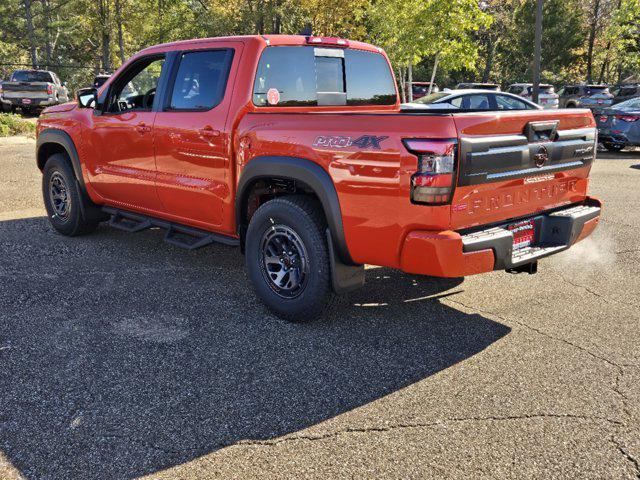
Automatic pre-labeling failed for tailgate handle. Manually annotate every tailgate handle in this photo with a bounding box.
[524,121,559,142]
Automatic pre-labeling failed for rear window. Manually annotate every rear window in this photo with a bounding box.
[11,71,53,83]
[527,85,555,94]
[586,86,609,94]
[253,46,396,107]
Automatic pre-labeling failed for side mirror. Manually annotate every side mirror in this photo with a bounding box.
[77,87,97,109]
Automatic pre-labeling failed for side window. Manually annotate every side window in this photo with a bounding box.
[507,85,519,94]
[462,94,491,110]
[168,50,233,110]
[108,56,165,113]
[495,94,532,110]
[449,96,463,108]
[344,49,396,105]
[557,87,565,96]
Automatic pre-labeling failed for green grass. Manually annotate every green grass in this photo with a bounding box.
[0,113,36,138]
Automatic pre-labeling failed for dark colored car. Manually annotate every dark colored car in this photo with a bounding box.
[93,74,111,89]
[596,96,640,151]
[610,84,640,105]
[455,83,501,91]
[558,84,613,111]
[405,82,439,100]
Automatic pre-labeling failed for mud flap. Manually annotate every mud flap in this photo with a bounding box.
[326,229,364,294]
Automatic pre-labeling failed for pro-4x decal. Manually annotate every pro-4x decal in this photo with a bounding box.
[313,135,389,150]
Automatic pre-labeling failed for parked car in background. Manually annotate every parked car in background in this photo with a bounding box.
[455,82,500,91]
[405,81,439,101]
[1,70,70,114]
[558,84,613,111]
[596,96,640,152]
[93,74,111,89]
[507,83,559,109]
[0,80,10,112]
[610,84,640,105]
[402,89,539,110]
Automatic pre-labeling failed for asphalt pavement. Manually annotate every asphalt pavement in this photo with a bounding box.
[0,136,639,479]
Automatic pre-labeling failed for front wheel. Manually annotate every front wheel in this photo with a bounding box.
[245,196,332,322]
[42,153,100,236]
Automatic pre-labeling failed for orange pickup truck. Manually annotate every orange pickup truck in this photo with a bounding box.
[36,35,601,321]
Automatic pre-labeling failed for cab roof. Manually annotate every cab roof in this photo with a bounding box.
[140,35,382,54]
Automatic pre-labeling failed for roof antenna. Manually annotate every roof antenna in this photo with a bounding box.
[299,26,312,36]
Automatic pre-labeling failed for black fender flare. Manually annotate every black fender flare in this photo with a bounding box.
[236,156,357,266]
[36,128,87,195]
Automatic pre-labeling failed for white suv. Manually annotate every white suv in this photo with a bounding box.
[508,83,559,109]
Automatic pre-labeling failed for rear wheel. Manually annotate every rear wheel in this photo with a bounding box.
[245,195,332,322]
[42,153,101,236]
[603,142,624,152]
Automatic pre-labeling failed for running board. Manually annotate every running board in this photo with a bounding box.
[103,207,239,250]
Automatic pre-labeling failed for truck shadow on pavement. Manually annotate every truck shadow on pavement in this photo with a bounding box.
[0,217,511,480]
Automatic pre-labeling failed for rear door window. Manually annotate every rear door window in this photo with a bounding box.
[253,46,396,107]
[495,94,533,110]
[168,50,233,110]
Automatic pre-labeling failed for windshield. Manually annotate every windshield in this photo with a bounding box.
[586,86,609,95]
[412,92,450,104]
[617,97,640,111]
[11,71,53,83]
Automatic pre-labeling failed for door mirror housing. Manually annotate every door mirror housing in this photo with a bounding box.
[77,87,97,109]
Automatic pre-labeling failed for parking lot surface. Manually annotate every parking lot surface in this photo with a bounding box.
[0,137,639,479]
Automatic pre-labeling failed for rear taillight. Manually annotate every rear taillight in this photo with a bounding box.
[404,139,457,205]
[616,114,640,122]
[47,84,53,95]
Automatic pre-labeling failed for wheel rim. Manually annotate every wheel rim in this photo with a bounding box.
[49,171,70,220]
[260,225,309,299]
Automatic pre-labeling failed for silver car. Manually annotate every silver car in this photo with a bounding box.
[558,84,613,112]
[402,89,539,111]
[507,83,559,109]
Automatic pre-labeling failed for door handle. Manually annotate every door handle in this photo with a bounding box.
[199,126,220,138]
[136,122,151,134]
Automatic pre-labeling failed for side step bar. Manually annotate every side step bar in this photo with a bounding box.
[103,207,240,250]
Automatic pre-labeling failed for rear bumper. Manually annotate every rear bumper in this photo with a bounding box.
[2,97,56,107]
[399,197,602,277]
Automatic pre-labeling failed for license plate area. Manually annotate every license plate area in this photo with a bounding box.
[22,98,32,104]
[508,219,535,249]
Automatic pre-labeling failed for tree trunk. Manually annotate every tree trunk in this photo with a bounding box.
[482,36,495,83]
[43,0,53,67]
[407,63,413,102]
[586,0,601,83]
[427,53,440,96]
[397,66,406,103]
[99,0,111,72]
[23,0,38,68]
[115,0,125,64]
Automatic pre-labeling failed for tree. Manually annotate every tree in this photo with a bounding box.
[370,0,491,101]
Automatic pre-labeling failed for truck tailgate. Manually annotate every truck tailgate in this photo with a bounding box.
[450,109,597,230]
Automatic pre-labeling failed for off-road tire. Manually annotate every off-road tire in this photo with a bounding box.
[42,153,100,236]
[245,195,332,322]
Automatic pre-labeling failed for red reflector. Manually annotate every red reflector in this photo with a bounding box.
[47,84,53,95]
[412,173,453,187]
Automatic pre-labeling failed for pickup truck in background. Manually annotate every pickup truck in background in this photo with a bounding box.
[1,69,69,114]
[35,35,602,322]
